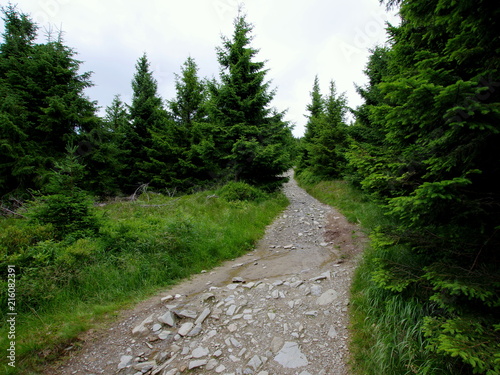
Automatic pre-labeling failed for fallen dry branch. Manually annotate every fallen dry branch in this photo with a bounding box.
[1,205,28,219]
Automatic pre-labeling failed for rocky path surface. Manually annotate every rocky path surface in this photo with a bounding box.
[50,173,366,375]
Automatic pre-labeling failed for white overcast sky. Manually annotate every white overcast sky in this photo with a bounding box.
[3,0,399,137]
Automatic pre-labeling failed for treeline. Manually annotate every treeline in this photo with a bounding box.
[298,0,500,373]
[0,5,295,201]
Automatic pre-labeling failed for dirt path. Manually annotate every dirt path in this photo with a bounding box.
[49,172,366,375]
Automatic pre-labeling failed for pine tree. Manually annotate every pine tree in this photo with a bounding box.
[208,12,294,187]
[296,76,324,175]
[350,1,500,372]
[304,75,324,141]
[0,5,98,197]
[315,80,348,177]
[76,98,129,197]
[169,57,207,127]
[124,53,166,190]
[104,94,129,131]
[298,77,348,179]
[162,57,212,190]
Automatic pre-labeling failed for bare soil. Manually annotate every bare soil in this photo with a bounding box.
[46,172,366,375]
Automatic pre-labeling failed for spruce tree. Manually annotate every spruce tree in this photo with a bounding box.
[169,57,207,127]
[104,94,130,131]
[208,12,294,187]
[124,53,166,190]
[0,5,98,197]
[76,98,129,197]
[315,80,348,177]
[304,75,324,142]
[347,46,393,190]
[296,76,324,175]
[298,77,348,179]
[350,1,500,372]
[164,57,211,189]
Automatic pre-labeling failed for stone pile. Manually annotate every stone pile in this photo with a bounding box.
[118,266,351,375]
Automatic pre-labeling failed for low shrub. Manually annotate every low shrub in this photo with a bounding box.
[27,191,99,239]
[218,181,265,201]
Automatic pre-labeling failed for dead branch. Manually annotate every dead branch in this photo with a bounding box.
[129,183,149,201]
[1,205,28,219]
[139,199,179,207]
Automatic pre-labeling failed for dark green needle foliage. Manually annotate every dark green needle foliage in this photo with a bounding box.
[207,12,294,189]
[345,0,500,373]
[0,5,100,198]
[297,76,349,182]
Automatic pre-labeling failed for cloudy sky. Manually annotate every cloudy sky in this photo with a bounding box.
[4,0,399,136]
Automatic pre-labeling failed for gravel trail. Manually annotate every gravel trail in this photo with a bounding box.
[49,172,366,375]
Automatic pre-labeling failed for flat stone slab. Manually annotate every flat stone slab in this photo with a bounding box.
[274,341,308,368]
[188,359,208,369]
[178,322,194,336]
[316,289,338,305]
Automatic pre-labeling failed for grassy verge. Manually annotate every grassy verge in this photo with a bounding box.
[0,186,288,374]
[296,176,457,375]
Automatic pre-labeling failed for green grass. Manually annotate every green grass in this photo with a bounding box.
[296,175,460,375]
[0,187,289,374]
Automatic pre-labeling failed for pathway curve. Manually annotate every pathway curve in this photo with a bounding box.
[50,172,366,375]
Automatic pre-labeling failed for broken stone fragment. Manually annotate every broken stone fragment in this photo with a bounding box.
[158,311,176,327]
[200,292,216,302]
[131,314,155,336]
[161,295,174,302]
[316,289,338,305]
[206,358,219,370]
[177,322,194,336]
[328,325,339,338]
[192,346,209,358]
[247,355,263,371]
[194,308,211,325]
[175,309,197,319]
[274,341,308,368]
[187,323,203,337]
[158,330,173,340]
[133,360,156,372]
[117,355,133,369]
[188,359,208,369]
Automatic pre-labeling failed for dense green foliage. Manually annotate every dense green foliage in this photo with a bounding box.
[296,76,349,181]
[0,5,100,197]
[27,147,99,239]
[206,14,295,189]
[294,0,500,373]
[344,0,500,373]
[0,7,294,201]
[3,1,500,374]
[217,181,265,202]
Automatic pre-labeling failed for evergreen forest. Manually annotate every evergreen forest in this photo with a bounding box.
[1,0,499,374]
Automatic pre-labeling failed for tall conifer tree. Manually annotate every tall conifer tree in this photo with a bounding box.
[298,78,348,179]
[208,12,293,187]
[124,53,165,189]
[0,5,98,197]
[349,1,500,372]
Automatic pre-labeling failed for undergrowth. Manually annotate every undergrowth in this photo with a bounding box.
[0,184,288,374]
